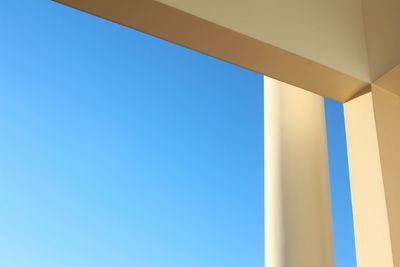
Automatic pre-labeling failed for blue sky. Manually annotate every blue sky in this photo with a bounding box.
[325,99,357,267]
[0,2,263,267]
[0,1,354,267]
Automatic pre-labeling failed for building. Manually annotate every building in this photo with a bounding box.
[54,1,400,266]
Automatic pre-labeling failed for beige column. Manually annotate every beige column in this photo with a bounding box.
[265,76,334,267]
[344,86,400,267]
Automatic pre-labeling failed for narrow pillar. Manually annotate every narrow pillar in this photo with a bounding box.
[265,76,334,267]
[344,85,400,267]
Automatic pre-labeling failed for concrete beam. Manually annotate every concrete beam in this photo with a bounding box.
[54,0,369,102]
[265,76,334,267]
[344,86,400,266]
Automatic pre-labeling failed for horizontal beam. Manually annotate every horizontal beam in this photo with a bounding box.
[54,0,369,103]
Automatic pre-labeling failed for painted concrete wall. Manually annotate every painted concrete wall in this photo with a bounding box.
[265,76,334,267]
[157,0,370,82]
[345,87,400,267]
[372,86,400,266]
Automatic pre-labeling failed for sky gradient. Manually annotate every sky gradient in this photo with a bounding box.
[0,2,263,267]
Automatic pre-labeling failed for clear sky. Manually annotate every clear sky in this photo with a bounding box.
[0,1,354,267]
[325,99,357,267]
